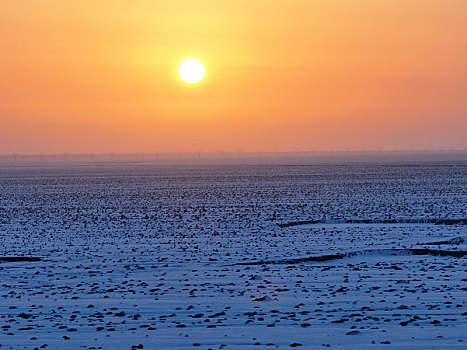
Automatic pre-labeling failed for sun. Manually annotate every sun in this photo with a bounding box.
[178,58,205,84]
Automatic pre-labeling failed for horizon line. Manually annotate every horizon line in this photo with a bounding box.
[0,149,466,166]
[1,149,466,158]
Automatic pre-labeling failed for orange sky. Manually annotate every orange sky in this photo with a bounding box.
[1,0,466,153]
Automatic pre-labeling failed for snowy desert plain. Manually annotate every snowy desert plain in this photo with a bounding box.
[0,156,466,349]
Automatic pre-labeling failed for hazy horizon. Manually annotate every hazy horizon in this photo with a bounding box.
[1,149,466,166]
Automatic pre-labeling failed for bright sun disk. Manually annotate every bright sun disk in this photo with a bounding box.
[178,58,205,84]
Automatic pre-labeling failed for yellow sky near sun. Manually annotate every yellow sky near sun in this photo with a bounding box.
[0,0,466,153]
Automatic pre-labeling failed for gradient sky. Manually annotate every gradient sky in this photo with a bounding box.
[1,0,466,153]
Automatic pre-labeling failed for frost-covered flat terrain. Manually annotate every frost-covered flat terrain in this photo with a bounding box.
[0,162,466,349]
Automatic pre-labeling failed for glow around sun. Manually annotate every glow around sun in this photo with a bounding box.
[178,58,205,83]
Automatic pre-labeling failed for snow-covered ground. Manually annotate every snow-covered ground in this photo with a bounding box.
[0,163,466,349]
